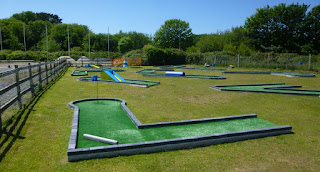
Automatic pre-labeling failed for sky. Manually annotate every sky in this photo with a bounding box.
[0,0,319,35]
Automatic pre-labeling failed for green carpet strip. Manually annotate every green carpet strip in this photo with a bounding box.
[143,73,226,79]
[77,76,160,87]
[210,83,320,96]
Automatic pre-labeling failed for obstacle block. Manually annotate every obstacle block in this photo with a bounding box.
[91,76,98,81]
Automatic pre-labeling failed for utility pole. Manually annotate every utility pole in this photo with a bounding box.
[88,31,90,59]
[178,19,181,50]
[67,24,70,57]
[0,25,3,59]
[108,27,109,58]
[23,25,27,55]
[46,25,48,61]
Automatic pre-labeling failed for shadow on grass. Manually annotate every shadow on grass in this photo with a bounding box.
[0,67,68,162]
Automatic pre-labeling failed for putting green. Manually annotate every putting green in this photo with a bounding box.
[143,73,226,79]
[211,83,320,96]
[78,77,160,87]
[71,70,87,76]
[76,100,279,148]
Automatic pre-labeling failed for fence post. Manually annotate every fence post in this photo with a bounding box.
[15,65,22,109]
[28,63,35,97]
[49,61,52,81]
[45,62,48,85]
[38,62,42,90]
[0,114,2,133]
[309,54,311,70]
[237,54,240,67]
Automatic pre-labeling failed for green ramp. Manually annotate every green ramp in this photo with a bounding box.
[67,98,292,161]
[210,83,320,96]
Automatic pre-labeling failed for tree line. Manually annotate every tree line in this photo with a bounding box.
[0,3,319,61]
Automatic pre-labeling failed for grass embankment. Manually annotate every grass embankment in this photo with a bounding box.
[0,65,320,171]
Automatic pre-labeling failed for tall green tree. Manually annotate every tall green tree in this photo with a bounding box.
[306,5,320,54]
[118,36,133,53]
[154,19,193,50]
[245,3,309,53]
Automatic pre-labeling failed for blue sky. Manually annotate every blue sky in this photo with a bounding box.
[1,0,318,35]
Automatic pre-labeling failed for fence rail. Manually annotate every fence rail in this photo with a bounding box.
[0,58,67,131]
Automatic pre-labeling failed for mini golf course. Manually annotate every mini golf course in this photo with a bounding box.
[71,69,125,76]
[178,67,226,71]
[78,76,160,87]
[210,83,320,96]
[270,72,316,77]
[67,98,292,162]
[222,71,316,77]
[135,68,174,74]
[158,65,186,69]
[143,72,226,80]
[223,71,271,74]
[71,70,88,76]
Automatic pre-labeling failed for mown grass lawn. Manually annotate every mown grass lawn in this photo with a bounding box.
[1,66,320,171]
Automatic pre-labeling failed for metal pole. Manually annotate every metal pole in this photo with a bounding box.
[178,19,181,50]
[23,25,27,55]
[0,25,3,59]
[46,25,48,61]
[108,27,109,58]
[88,31,90,59]
[238,54,240,67]
[309,54,311,70]
[67,24,70,57]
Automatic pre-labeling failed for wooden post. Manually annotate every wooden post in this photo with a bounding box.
[309,54,311,70]
[38,62,42,90]
[50,61,53,81]
[0,114,2,133]
[237,54,240,67]
[15,65,22,109]
[45,62,48,85]
[28,63,35,97]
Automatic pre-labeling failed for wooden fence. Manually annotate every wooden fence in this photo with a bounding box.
[0,58,67,131]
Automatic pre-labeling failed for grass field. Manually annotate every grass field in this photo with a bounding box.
[1,66,320,171]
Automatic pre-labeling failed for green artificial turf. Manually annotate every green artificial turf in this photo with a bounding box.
[76,100,278,148]
[71,70,87,76]
[136,69,156,73]
[220,84,320,95]
[87,77,159,86]
[145,73,225,79]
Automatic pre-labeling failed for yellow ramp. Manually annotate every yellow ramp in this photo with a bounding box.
[91,65,100,68]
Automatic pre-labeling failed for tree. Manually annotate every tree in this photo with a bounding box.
[153,19,193,50]
[12,11,37,24]
[306,5,320,54]
[245,3,310,53]
[118,36,133,53]
[35,12,62,24]
[195,34,225,53]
